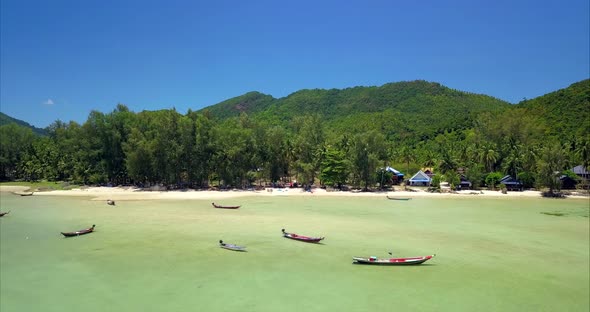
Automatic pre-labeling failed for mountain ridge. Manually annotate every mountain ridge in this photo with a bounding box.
[1,79,587,141]
[0,112,47,136]
[200,80,511,121]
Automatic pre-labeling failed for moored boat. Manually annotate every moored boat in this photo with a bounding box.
[386,196,411,200]
[107,199,116,206]
[212,202,241,209]
[282,228,324,243]
[353,253,435,265]
[61,225,95,237]
[0,211,10,217]
[12,191,33,196]
[219,240,246,251]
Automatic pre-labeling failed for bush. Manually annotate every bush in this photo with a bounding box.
[485,172,504,190]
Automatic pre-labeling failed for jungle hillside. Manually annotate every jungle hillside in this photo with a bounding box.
[1,79,588,192]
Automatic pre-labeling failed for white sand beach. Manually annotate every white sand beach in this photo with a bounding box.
[1,184,588,201]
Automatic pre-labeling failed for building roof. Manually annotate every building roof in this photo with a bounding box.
[384,166,404,176]
[500,175,522,185]
[409,170,432,182]
[572,165,589,175]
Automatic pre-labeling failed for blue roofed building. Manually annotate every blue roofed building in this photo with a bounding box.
[408,170,432,186]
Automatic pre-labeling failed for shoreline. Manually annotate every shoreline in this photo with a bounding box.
[1,185,588,201]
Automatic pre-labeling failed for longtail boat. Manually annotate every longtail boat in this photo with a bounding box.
[0,211,10,217]
[386,196,412,201]
[61,225,95,237]
[353,253,435,265]
[212,202,241,209]
[219,240,246,251]
[282,228,324,243]
[12,191,33,196]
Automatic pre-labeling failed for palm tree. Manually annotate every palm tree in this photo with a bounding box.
[421,149,437,169]
[502,144,523,178]
[574,138,590,169]
[438,148,457,175]
[480,144,498,172]
[443,170,461,190]
[398,145,415,174]
[536,142,568,194]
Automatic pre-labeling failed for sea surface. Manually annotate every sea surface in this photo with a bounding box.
[1,194,588,312]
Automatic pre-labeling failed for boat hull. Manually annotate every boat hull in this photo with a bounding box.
[12,192,33,196]
[353,255,434,265]
[212,203,240,209]
[61,226,95,237]
[283,233,324,243]
[220,244,247,251]
[386,196,411,200]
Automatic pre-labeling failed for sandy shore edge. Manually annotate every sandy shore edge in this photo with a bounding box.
[1,185,588,201]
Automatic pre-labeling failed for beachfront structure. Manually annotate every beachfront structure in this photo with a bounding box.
[384,166,405,184]
[500,175,523,191]
[572,165,590,181]
[459,175,472,190]
[560,175,578,189]
[561,165,590,189]
[408,170,432,186]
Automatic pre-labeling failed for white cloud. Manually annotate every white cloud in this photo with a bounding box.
[43,99,54,105]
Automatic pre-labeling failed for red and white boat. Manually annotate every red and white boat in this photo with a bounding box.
[353,253,434,265]
[282,229,324,243]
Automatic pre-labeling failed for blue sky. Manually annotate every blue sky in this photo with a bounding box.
[1,0,588,128]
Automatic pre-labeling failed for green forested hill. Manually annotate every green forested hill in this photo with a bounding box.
[200,91,276,119]
[2,79,588,191]
[0,112,47,136]
[516,79,590,139]
[201,80,511,143]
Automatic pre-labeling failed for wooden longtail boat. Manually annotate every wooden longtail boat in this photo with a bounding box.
[219,240,246,251]
[282,228,324,243]
[353,253,435,265]
[0,211,10,217]
[12,191,33,196]
[61,225,95,237]
[212,202,241,209]
[386,196,412,201]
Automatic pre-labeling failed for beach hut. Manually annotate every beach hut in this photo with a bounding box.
[499,175,523,191]
[408,170,432,186]
[560,175,578,189]
[385,166,405,184]
[572,165,590,181]
[459,175,472,190]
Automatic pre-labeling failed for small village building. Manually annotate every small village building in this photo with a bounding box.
[459,175,472,190]
[408,170,432,186]
[560,175,578,189]
[572,165,590,181]
[500,175,523,191]
[422,168,434,178]
[384,166,405,184]
[563,165,590,189]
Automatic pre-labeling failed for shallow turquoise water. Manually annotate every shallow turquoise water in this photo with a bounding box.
[1,194,588,311]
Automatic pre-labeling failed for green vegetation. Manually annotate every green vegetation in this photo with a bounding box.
[0,80,588,191]
[0,112,47,136]
[0,181,79,190]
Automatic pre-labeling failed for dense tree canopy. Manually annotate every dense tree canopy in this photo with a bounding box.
[0,80,588,192]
